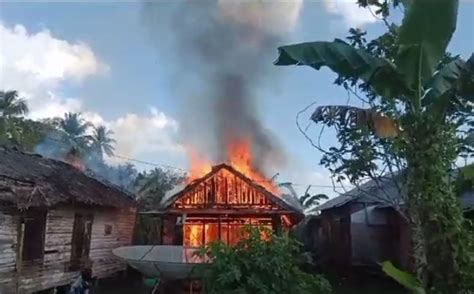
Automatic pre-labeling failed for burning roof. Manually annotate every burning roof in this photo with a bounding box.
[0,147,136,209]
[163,163,303,214]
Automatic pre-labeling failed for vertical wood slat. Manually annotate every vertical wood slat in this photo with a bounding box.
[0,207,136,293]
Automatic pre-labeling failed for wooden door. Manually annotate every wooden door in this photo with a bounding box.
[70,213,93,268]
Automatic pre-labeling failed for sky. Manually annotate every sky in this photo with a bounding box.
[0,0,473,197]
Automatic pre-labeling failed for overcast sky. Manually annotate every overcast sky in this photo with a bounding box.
[0,1,473,197]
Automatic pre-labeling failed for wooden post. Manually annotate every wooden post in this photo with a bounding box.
[217,216,221,241]
[15,218,25,294]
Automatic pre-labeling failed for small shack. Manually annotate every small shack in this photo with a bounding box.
[307,176,474,274]
[0,147,137,293]
[143,163,303,247]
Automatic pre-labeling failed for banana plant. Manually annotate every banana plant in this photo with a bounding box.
[275,0,473,291]
[275,1,471,121]
[382,261,425,294]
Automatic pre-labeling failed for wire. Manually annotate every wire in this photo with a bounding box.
[111,154,187,172]
[37,134,341,189]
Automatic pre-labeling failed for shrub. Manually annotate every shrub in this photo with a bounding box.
[197,226,331,294]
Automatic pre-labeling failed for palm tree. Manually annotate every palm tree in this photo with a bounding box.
[0,90,28,118]
[299,186,328,210]
[91,125,116,160]
[0,90,29,147]
[58,112,92,155]
[135,168,186,209]
[60,112,90,137]
[275,0,473,290]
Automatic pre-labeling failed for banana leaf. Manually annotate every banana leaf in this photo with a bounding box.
[396,0,459,91]
[382,261,425,294]
[275,39,408,99]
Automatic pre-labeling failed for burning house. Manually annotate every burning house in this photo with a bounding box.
[141,140,303,247]
[153,163,303,247]
[137,1,305,247]
[0,147,137,293]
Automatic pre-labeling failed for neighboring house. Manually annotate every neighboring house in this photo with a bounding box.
[306,176,473,273]
[0,147,137,293]
[141,163,304,247]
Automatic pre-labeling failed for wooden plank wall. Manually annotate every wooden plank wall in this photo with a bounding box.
[90,207,136,279]
[0,206,136,294]
[0,208,18,292]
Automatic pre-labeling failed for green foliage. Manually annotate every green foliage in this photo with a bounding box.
[0,90,29,118]
[455,163,474,195]
[198,226,331,294]
[275,39,408,99]
[395,0,459,94]
[299,192,328,209]
[135,214,162,245]
[0,93,185,201]
[134,168,186,210]
[382,261,425,294]
[275,0,474,292]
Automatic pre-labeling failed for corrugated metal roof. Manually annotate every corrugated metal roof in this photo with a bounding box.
[310,176,404,213]
[311,173,473,213]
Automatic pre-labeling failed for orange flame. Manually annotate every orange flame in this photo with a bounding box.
[188,148,212,183]
[228,139,279,194]
[187,138,279,194]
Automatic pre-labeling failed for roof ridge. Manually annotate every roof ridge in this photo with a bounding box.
[165,163,302,214]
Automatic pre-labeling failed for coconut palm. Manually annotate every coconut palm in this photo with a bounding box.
[299,186,328,210]
[60,113,90,137]
[0,90,28,118]
[275,0,473,291]
[91,125,116,160]
[0,91,29,147]
[58,112,92,156]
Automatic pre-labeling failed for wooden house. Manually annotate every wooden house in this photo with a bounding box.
[143,164,303,247]
[0,147,137,293]
[305,176,474,274]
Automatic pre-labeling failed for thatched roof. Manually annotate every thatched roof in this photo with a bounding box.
[0,147,136,209]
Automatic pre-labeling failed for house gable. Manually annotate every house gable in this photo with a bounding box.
[169,164,296,212]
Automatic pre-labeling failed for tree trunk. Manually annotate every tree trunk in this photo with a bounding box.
[405,118,472,293]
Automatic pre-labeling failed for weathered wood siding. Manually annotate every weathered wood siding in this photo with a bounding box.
[0,207,136,294]
[90,208,136,278]
[0,208,18,292]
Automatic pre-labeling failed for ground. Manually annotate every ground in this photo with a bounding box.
[93,273,406,294]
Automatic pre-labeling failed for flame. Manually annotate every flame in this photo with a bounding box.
[188,148,212,183]
[65,151,86,171]
[187,138,279,194]
[228,139,279,194]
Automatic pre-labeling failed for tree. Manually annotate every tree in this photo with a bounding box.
[275,0,473,292]
[0,90,28,118]
[0,91,30,147]
[58,112,92,156]
[91,125,116,160]
[299,186,328,210]
[135,168,186,210]
[198,226,331,294]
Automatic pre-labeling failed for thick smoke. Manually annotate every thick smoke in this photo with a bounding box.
[143,0,303,174]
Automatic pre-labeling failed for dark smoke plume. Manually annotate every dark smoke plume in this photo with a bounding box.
[142,0,303,174]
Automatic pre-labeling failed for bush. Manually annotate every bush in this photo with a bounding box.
[197,226,331,294]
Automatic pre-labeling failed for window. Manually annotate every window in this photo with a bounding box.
[21,210,47,262]
[104,224,112,235]
[70,213,93,269]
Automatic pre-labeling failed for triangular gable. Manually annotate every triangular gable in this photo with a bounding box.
[165,164,300,213]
